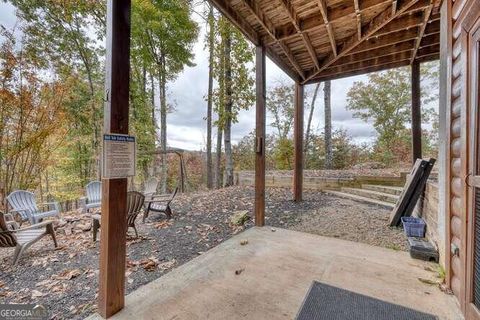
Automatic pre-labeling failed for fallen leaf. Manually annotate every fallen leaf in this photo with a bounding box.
[158,259,176,271]
[139,257,159,271]
[52,269,82,280]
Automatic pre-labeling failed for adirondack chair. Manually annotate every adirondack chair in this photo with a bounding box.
[85,181,102,211]
[143,187,178,222]
[92,191,145,241]
[6,190,60,225]
[143,178,159,199]
[0,211,58,265]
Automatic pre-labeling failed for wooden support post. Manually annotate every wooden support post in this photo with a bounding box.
[411,61,422,163]
[293,82,304,202]
[255,45,266,227]
[98,0,131,318]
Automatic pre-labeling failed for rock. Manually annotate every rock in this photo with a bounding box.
[230,211,250,226]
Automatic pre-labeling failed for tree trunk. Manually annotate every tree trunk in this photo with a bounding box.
[159,57,168,193]
[304,82,321,162]
[324,80,333,169]
[150,73,155,127]
[223,31,234,187]
[215,127,223,189]
[206,5,214,189]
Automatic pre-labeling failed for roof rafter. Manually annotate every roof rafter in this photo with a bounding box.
[335,41,415,66]
[304,0,423,84]
[354,0,362,40]
[392,0,398,14]
[240,0,305,79]
[208,0,259,45]
[317,0,337,56]
[309,60,411,83]
[410,0,434,64]
[273,0,431,43]
[323,51,413,77]
[209,0,300,82]
[278,0,321,70]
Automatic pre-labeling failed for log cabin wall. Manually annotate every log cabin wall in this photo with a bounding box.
[446,0,480,313]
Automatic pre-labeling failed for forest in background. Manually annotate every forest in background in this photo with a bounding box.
[0,0,439,206]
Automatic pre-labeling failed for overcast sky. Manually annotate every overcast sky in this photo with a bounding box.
[0,2,380,151]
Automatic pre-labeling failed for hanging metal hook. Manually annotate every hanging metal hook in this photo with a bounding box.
[465,172,473,188]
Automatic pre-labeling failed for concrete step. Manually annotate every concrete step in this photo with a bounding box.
[341,187,399,204]
[325,190,395,210]
[362,184,404,196]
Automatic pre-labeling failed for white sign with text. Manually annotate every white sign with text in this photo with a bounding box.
[102,134,136,179]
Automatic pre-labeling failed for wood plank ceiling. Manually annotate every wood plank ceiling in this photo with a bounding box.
[209,0,441,84]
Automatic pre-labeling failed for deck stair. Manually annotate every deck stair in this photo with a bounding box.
[326,184,403,209]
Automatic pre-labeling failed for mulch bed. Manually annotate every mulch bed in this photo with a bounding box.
[0,186,407,319]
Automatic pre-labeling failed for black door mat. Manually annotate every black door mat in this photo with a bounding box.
[295,281,437,320]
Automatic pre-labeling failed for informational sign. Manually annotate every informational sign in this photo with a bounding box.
[102,134,136,179]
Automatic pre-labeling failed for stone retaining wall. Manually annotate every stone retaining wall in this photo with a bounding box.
[235,171,406,190]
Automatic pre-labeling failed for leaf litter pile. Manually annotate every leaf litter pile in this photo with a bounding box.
[0,186,406,319]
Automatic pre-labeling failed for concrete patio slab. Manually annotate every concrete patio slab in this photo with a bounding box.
[87,227,462,320]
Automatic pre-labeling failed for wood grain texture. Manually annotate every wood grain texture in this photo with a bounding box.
[411,61,422,163]
[255,46,266,227]
[293,83,304,202]
[98,0,131,317]
[209,0,440,83]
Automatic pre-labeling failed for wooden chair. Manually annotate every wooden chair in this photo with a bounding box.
[143,187,178,222]
[6,190,60,225]
[92,191,145,242]
[85,181,101,211]
[0,212,58,265]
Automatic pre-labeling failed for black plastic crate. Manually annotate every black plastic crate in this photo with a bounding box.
[407,237,439,263]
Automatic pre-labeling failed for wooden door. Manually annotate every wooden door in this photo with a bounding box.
[466,17,480,320]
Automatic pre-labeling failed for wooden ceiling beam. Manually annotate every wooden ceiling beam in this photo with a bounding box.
[324,51,413,74]
[240,0,305,79]
[334,40,415,66]
[354,0,362,40]
[273,0,431,43]
[209,0,301,82]
[424,19,440,34]
[372,12,424,37]
[279,0,320,70]
[410,0,434,64]
[416,43,439,57]
[303,0,423,84]
[208,0,259,45]
[308,60,411,83]
[392,0,398,15]
[415,52,439,63]
[352,28,420,53]
[317,0,337,56]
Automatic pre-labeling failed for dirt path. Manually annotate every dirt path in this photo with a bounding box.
[0,186,407,319]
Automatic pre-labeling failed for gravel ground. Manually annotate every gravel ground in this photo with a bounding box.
[0,186,407,319]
